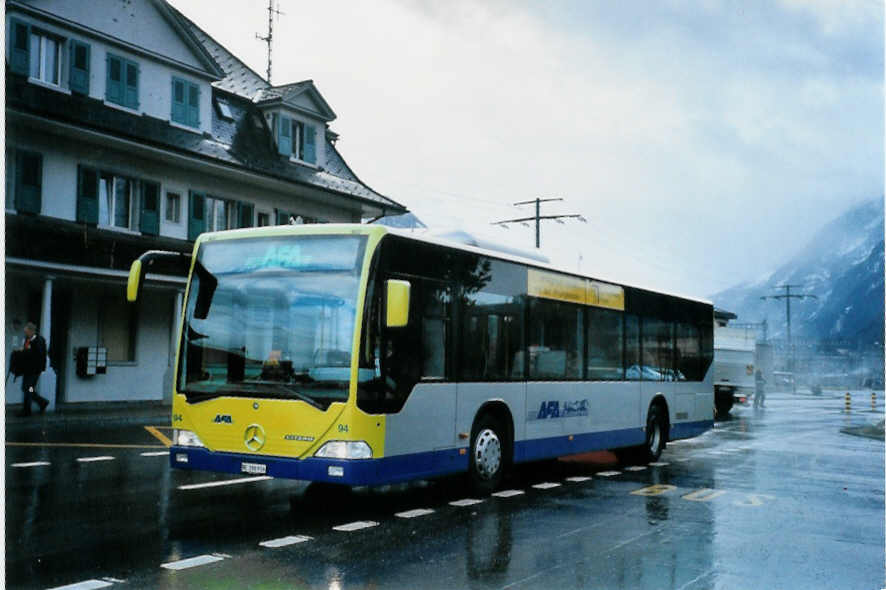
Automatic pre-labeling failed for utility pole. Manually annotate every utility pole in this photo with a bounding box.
[492,197,586,248]
[761,284,817,393]
[256,0,284,84]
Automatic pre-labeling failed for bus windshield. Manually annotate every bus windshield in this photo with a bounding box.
[179,234,367,408]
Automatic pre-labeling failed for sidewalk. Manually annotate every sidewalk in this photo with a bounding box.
[5,401,171,428]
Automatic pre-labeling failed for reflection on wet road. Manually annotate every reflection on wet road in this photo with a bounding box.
[6,392,884,589]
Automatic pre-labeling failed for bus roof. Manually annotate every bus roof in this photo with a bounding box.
[197,223,713,307]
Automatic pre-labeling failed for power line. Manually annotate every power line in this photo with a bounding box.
[761,284,817,392]
[492,197,586,248]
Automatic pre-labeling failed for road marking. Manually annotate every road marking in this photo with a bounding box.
[631,484,677,496]
[333,521,379,532]
[259,535,312,548]
[733,493,775,507]
[596,470,621,477]
[177,475,272,490]
[11,461,50,468]
[395,508,435,518]
[161,554,225,570]
[7,442,164,449]
[532,482,561,489]
[449,498,483,507]
[46,580,113,590]
[649,462,670,466]
[140,451,170,457]
[682,488,728,502]
[144,426,173,447]
[77,456,115,463]
[624,466,647,472]
[674,457,692,462]
[565,476,592,482]
[492,489,525,498]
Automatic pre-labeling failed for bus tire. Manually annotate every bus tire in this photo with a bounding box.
[644,403,666,462]
[469,414,506,495]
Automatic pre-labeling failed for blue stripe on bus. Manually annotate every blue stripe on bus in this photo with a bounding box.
[170,420,712,486]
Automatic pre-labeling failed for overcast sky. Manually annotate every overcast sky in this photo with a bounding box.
[171,0,883,298]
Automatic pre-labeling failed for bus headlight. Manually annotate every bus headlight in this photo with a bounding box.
[314,440,372,459]
[173,429,204,448]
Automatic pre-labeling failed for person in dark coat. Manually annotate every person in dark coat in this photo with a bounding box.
[17,321,49,416]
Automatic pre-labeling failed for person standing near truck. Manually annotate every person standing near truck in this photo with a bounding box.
[754,369,766,408]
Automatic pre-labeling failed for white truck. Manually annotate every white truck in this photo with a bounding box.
[713,310,757,417]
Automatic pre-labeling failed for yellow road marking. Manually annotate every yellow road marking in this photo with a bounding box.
[144,426,173,447]
[6,442,165,449]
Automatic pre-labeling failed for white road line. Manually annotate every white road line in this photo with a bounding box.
[532,482,561,489]
[565,476,592,482]
[46,580,113,590]
[449,498,484,507]
[259,535,312,548]
[140,451,170,457]
[333,521,379,532]
[649,462,670,467]
[596,471,622,477]
[177,476,272,490]
[161,554,225,570]
[12,461,50,468]
[492,489,525,498]
[624,466,647,472]
[395,508,435,518]
[76,456,115,463]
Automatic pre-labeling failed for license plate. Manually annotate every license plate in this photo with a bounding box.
[241,462,267,475]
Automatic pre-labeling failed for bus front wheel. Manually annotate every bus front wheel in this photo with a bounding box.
[469,415,506,495]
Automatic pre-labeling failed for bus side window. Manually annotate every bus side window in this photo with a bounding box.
[420,281,450,379]
[624,314,640,380]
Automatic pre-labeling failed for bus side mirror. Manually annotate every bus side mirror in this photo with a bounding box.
[385,280,411,328]
[127,260,145,302]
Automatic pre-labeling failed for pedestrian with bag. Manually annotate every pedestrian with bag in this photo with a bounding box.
[16,321,49,416]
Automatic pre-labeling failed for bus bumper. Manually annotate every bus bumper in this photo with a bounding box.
[169,445,467,486]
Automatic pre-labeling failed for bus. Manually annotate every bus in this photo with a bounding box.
[127,224,714,493]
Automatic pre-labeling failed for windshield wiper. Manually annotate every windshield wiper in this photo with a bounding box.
[234,380,324,410]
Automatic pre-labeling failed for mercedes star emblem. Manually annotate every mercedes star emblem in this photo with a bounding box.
[244,424,266,452]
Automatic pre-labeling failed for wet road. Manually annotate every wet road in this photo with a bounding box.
[6,391,884,590]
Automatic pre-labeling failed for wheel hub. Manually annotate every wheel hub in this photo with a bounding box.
[474,428,502,480]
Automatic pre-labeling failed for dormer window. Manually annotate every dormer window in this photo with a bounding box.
[171,77,200,128]
[29,30,61,86]
[273,113,317,165]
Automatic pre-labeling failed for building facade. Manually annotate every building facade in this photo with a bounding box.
[5,0,406,408]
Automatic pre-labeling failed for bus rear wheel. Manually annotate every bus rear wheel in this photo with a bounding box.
[617,403,666,465]
[469,415,506,495]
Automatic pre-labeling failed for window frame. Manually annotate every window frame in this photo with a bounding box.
[106,53,139,110]
[165,191,182,224]
[29,29,62,86]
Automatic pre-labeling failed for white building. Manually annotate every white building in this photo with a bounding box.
[5,0,407,409]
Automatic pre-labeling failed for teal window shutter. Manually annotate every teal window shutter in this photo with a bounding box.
[69,40,90,94]
[239,202,254,228]
[76,165,99,224]
[14,151,42,214]
[139,182,160,236]
[124,61,139,109]
[187,83,200,127]
[277,116,292,156]
[188,191,206,240]
[304,125,317,164]
[106,55,123,104]
[9,19,30,75]
[171,78,186,124]
[276,210,290,225]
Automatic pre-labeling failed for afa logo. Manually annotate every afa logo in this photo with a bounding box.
[534,399,589,420]
[213,414,233,424]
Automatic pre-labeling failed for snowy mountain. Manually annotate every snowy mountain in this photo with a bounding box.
[712,198,884,346]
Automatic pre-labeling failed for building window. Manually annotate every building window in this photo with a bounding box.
[171,77,200,127]
[257,211,270,227]
[14,150,43,215]
[274,114,317,164]
[166,192,181,223]
[101,297,136,363]
[205,196,238,232]
[106,54,139,109]
[69,39,90,95]
[29,31,61,85]
[98,173,133,229]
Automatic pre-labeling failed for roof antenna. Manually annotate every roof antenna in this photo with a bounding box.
[255,0,284,84]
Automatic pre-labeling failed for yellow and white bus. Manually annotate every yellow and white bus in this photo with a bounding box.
[128,224,714,493]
